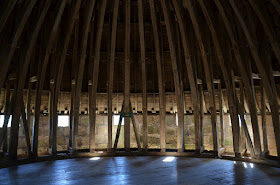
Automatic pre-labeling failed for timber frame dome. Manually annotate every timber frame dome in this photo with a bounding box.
[0,0,280,167]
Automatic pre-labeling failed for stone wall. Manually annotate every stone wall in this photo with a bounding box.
[0,112,277,157]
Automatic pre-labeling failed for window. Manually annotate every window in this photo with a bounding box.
[58,115,70,127]
[113,115,124,126]
[0,115,12,128]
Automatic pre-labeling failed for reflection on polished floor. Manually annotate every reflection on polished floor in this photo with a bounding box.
[0,156,280,185]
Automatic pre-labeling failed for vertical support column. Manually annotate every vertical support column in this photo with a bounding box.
[239,79,247,154]
[185,0,218,154]
[89,0,106,152]
[52,0,83,156]
[20,98,32,158]
[172,0,200,154]
[9,0,52,160]
[69,79,75,151]
[33,0,67,157]
[198,81,204,152]
[214,0,262,159]
[161,0,184,153]
[108,0,119,152]
[0,0,37,90]
[48,79,54,153]
[149,0,166,152]
[0,0,17,34]
[229,0,280,162]
[3,82,11,153]
[69,18,79,150]
[218,82,224,148]
[124,0,131,152]
[26,82,32,131]
[261,82,269,155]
[137,0,147,152]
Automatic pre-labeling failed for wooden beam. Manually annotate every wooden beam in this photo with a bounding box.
[199,84,204,150]
[239,80,247,154]
[161,0,184,152]
[228,0,280,161]
[48,79,54,154]
[32,0,67,157]
[138,0,147,152]
[172,0,200,154]
[261,82,269,155]
[236,98,256,158]
[0,0,38,90]
[69,18,79,150]
[214,0,262,159]
[249,0,280,65]
[218,82,225,147]
[0,0,17,34]
[0,94,14,149]
[149,0,166,152]
[108,0,119,152]
[9,0,52,160]
[113,102,124,150]
[89,0,106,152]
[186,0,218,154]
[2,82,11,153]
[51,0,83,156]
[20,99,32,158]
[269,0,280,15]
[130,101,141,151]
[124,0,131,152]
[26,82,32,137]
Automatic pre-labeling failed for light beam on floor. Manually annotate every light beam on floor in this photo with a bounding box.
[163,157,175,162]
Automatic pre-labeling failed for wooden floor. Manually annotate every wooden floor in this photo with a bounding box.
[0,156,280,185]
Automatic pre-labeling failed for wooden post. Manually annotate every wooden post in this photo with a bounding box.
[218,83,225,147]
[214,0,262,159]
[32,0,67,157]
[48,79,54,153]
[137,0,147,152]
[26,81,32,133]
[0,94,14,149]
[69,18,79,150]
[130,101,141,151]
[261,82,269,155]
[20,99,32,158]
[238,80,247,154]
[0,0,37,90]
[72,0,97,153]
[0,0,17,34]
[172,0,200,154]
[248,0,280,64]
[149,0,166,152]
[269,0,280,15]
[89,0,106,152]
[199,83,204,152]
[51,0,83,155]
[9,0,51,160]
[3,82,10,153]
[113,102,124,150]
[186,0,218,154]
[161,0,184,153]
[108,0,119,152]
[228,0,280,161]
[124,0,131,152]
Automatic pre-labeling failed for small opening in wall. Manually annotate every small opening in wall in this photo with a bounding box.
[113,115,124,126]
[175,113,178,126]
[0,115,12,127]
[58,115,70,127]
